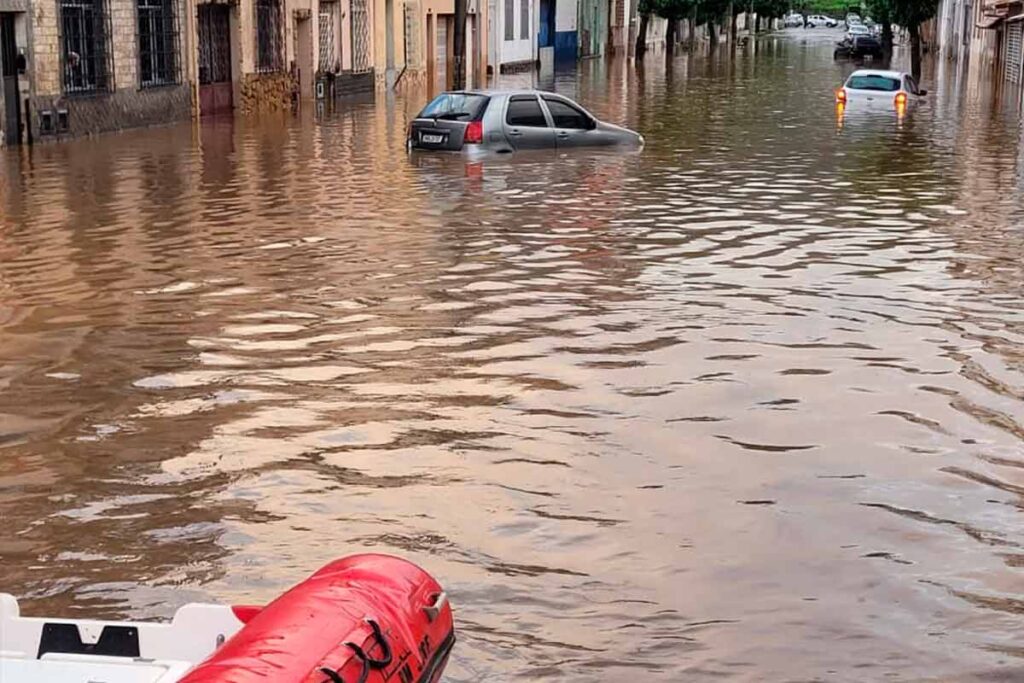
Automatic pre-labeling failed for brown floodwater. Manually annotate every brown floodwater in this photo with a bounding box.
[3,28,1024,680]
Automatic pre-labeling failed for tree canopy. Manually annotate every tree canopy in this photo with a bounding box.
[754,0,790,19]
[641,0,696,21]
[794,0,859,16]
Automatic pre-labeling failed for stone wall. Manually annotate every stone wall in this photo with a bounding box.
[239,72,296,113]
[334,69,375,95]
[31,0,62,96]
[29,84,191,140]
[109,0,145,88]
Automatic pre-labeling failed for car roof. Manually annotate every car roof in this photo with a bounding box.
[442,89,568,98]
[848,69,907,79]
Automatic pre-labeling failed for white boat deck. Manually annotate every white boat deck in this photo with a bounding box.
[1,652,192,682]
[0,593,247,682]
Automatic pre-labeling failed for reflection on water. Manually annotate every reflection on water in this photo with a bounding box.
[3,29,1024,680]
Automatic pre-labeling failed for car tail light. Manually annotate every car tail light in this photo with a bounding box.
[894,92,908,107]
[836,88,847,104]
[464,120,483,145]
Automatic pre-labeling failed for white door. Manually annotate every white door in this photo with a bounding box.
[500,0,533,65]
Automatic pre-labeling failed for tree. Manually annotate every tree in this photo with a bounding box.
[637,0,697,55]
[889,0,937,80]
[697,0,731,46]
[865,0,894,56]
[752,0,788,29]
[635,0,654,57]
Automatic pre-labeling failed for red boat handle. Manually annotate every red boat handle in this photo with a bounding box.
[424,592,448,623]
[345,618,392,669]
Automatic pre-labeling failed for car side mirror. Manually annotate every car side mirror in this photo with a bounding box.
[588,118,598,130]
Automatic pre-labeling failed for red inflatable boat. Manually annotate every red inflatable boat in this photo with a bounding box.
[0,554,454,683]
[182,554,454,683]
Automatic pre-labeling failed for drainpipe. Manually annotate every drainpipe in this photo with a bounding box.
[453,0,466,87]
[186,0,200,119]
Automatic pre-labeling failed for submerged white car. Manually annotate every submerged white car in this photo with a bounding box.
[835,69,927,112]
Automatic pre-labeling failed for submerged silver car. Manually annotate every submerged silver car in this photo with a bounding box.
[408,90,643,154]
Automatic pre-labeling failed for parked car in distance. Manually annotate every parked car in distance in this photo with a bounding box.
[845,13,862,25]
[835,69,927,112]
[408,90,644,154]
[806,14,838,27]
[784,13,804,27]
[845,23,871,39]
[834,33,884,59]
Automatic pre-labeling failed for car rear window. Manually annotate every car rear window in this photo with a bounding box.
[418,93,489,121]
[847,75,899,91]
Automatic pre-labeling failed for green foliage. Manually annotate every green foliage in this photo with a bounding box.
[754,0,790,19]
[696,0,730,24]
[645,0,696,21]
[794,0,857,16]
[864,0,891,20]
[888,0,937,27]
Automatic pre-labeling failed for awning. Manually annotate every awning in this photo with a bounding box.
[977,14,1005,28]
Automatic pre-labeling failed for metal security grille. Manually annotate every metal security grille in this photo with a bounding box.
[504,0,513,40]
[350,0,371,72]
[520,0,528,39]
[1006,22,1023,84]
[318,0,337,71]
[138,0,179,86]
[198,3,231,83]
[60,0,113,92]
[255,0,284,72]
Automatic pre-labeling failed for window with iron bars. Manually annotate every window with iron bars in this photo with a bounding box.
[60,0,113,93]
[255,0,284,72]
[138,0,180,86]
[318,0,338,72]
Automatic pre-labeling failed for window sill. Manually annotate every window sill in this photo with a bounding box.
[139,81,182,91]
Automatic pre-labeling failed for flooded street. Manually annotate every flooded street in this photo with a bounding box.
[4,28,1024,680]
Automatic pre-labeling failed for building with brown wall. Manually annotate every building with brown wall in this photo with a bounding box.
[0,0,489,144]
[1,0,191,143]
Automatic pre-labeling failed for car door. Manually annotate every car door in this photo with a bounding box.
[503,95,556,150]
[542,97,604,148]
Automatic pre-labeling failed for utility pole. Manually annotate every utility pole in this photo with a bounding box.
[452,0,468,89]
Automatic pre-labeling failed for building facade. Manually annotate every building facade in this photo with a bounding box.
[187,0,379,116]
[489,0,534,72]
[1,0,192,143]
[418,0,487,90]
[576,0,605,57]
[939,0,1024,94]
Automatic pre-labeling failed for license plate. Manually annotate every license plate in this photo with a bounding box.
[421,134,443,144]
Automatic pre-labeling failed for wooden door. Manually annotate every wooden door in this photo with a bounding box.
[1,13,20,144]
[198,4,233,115]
